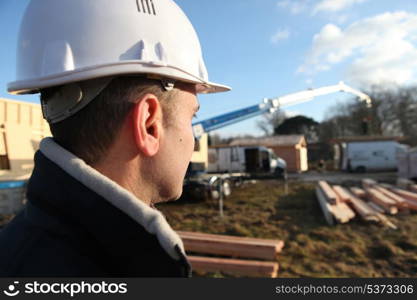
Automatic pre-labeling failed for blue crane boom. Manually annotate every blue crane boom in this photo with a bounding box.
[192,82,371,138]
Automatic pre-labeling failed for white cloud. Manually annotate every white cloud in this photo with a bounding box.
[271,28,291,44]
[298,11,417,86]
[277,0,309,15]
[312,0,367,15]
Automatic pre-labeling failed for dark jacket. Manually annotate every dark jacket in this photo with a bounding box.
[0,141,191,277]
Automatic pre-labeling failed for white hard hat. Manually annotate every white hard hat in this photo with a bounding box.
[8,0,230,95]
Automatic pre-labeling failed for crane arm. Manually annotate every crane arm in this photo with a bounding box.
[192,82,371,138]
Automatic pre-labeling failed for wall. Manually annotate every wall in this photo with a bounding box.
[0,98,51,181]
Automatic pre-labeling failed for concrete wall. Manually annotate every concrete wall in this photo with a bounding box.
[0,98,51,181]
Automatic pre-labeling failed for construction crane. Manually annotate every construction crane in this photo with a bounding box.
[192,81,372,138]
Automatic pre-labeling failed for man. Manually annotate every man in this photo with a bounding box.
[0,0,229,276]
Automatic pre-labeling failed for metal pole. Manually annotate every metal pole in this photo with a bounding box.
[218,178,224,218]
[283,171,288,196]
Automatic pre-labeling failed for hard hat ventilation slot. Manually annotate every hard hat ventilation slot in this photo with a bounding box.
[136,0,156,15]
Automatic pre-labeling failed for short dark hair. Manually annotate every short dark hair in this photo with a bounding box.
[42,77,178,165]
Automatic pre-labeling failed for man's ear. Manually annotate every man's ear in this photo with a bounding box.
[132,94,161,157]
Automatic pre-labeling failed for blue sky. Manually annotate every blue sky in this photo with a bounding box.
[1,0,417,137]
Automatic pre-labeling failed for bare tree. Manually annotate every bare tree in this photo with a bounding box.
[319,85,417,146]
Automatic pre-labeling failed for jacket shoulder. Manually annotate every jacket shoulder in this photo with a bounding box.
[0,208,103,277]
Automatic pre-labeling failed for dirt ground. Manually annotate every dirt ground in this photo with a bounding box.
[158,177,417,278]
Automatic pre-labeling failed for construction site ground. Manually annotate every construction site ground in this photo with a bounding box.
[158,173,417,277]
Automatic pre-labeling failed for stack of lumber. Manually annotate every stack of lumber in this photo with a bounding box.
[177,231,283,278]
[345,187,379,222]
[316,181,355,225]
[374,186,409,213]
[385,187,417,211]
[315,178,417,229]
[364,188,398,215]
[345,186,397,228]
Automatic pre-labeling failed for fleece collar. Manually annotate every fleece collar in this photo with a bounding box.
[39,137,185,260]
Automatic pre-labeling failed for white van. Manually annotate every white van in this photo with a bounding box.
[341,141,407,172]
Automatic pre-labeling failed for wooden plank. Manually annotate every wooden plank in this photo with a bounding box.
[365,188,398,215]
[178,233,283,261]
[315,186,335,225]
[350,187,367,199]
[402,199,417,211]
[318,181,338,204]
[336,202,356,221]
[382,186,417,211]
[389,187,417,202]
[367,202,385,214]
[343,188,378,221]
[177,231,284,252]
[362,179,377,189]
[327,201,355,224]
[374,186,408,211]
[177,231,283,247]
[333,185,350,202]
[375,213,398,230]
[188,256,279,278]
[345,188,397,229]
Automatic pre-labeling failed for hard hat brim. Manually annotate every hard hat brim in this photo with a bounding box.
[8,61,231,95]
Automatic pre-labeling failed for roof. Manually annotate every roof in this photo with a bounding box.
[331,136,405,143]
[230,135,306,147]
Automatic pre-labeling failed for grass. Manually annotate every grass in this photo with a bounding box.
[157,180,417,277]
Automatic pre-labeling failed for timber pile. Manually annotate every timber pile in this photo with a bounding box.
[177,231,283,278]
[364,188,398,215]
[315,178,417,229]
[316,181,355,224]
[318,181,339,204]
